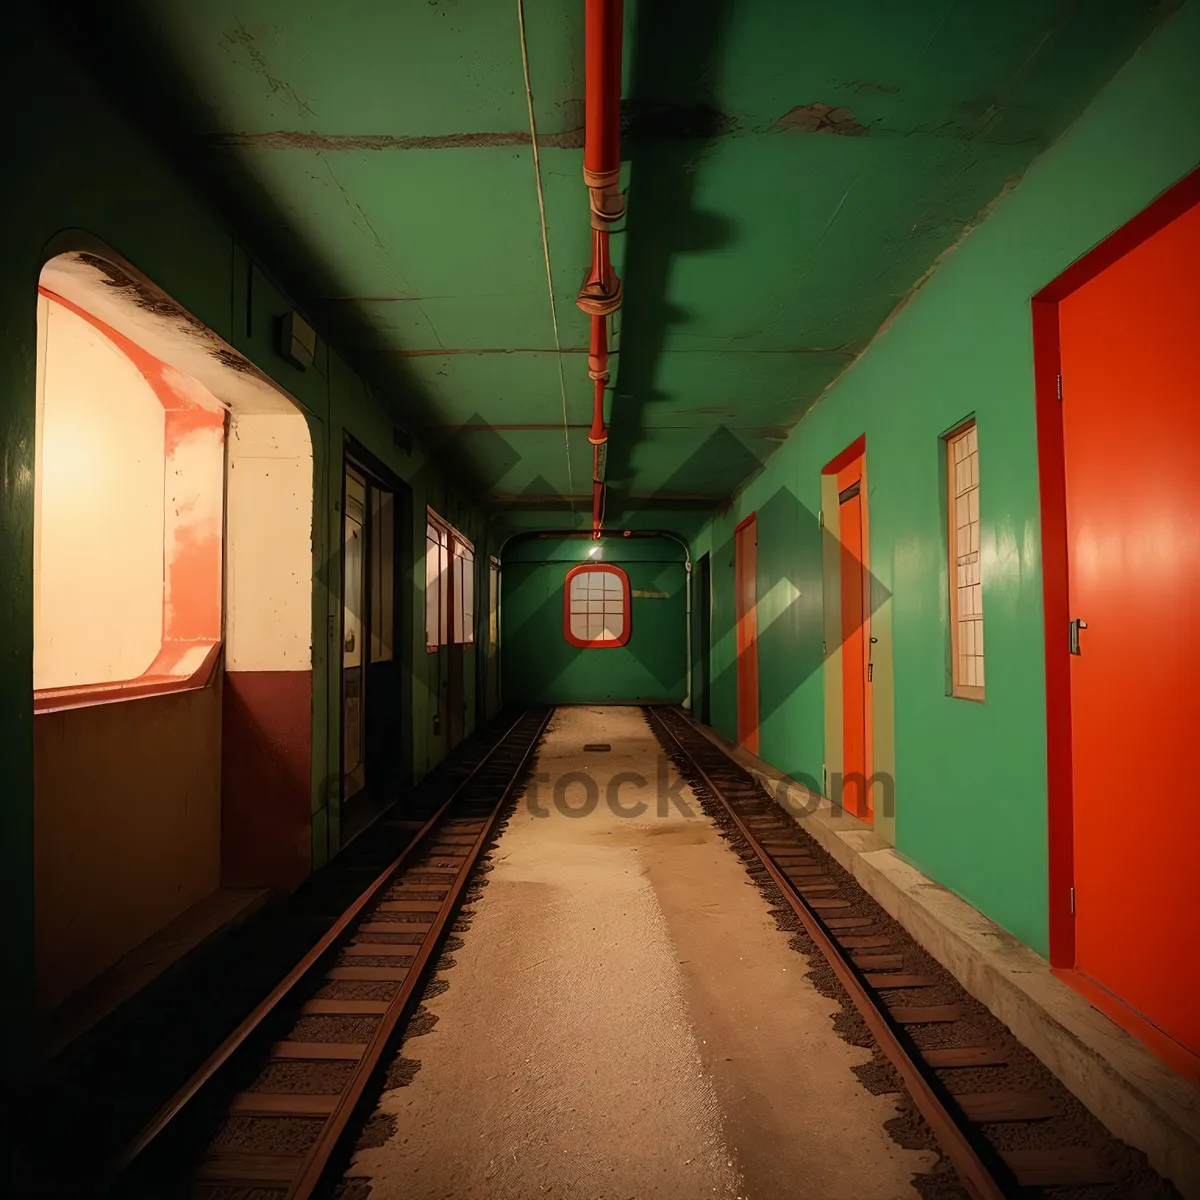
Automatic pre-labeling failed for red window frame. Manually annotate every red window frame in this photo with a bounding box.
[34,286,225,712]
[563,563,631,649]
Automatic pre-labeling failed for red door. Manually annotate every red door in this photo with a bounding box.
[735,515,759,754]
[838,455,872,822]
[1059,195,1200,1067]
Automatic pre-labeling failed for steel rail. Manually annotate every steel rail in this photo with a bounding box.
[114,707,545,1179]
[284,704,553,1197]
[644,706,1009,1200]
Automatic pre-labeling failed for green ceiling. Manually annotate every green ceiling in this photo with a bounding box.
[114,0,1162,520]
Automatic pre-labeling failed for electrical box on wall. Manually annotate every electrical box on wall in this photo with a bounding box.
[280,310,317,371]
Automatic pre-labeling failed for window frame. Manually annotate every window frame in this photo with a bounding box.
[452,538,475,646]
[488,556,501,649]
[945,418,985,702]
[425,508,473,652]
[563,562,631,649]
[425,516,448,652]
[33,285,226,711]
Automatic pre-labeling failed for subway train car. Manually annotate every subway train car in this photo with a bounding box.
[2,3,1199,1198]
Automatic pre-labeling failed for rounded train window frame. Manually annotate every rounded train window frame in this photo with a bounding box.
[563,562,631,649]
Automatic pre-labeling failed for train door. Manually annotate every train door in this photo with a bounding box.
[694,552,712,725]
[837,451,873,823]
[734,515,759,753]
[342,466,367,801]
[342,458,397,826]
[1045,182,1200,1072]
[448,535,474,746]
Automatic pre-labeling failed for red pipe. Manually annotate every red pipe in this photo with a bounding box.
[579,0,623,536]
[583,0,624,222]
[589,314,608,445]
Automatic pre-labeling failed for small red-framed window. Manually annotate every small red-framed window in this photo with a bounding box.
[564,563,631,648]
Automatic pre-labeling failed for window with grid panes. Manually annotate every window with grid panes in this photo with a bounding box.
[564,563,630,648]
[947,421,984,700]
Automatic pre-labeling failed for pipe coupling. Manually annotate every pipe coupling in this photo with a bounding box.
[584,167,625,225]
[576,271,622,316]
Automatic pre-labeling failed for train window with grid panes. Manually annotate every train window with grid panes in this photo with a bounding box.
[946,419,984,700]
[564,563,631,648]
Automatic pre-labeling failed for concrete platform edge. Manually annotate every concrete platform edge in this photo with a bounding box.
[686,717,1200,1198]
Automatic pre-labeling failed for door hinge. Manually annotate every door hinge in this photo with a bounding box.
[822,764,828,795]
[1056,373,1063,403]
[818,509,824,529]
[1069,886,1075,915]
[867,662,873,683]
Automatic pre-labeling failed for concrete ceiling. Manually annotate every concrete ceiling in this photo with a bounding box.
[107,0,1161,520]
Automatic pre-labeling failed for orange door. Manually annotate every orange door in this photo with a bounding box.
[735,515,759,754]
[838,457,872,822]
[1059,196,1200,1064]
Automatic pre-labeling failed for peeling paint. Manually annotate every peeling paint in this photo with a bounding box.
[77,253,208,331]
[220,19,318,119]
[211,346,260,376]
[775,103,869,137]
[208,129,585,151]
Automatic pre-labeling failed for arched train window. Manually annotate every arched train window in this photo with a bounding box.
[564,563,630,648]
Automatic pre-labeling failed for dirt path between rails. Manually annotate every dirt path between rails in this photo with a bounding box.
[345,706,933,1200]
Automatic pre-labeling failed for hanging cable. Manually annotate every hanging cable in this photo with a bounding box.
[518,0,576,515]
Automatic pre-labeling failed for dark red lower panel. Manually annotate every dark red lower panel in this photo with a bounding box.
[221,670,312,892]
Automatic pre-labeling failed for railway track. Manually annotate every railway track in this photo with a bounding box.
[644,705,1173,1200]
[110,705,553,1199]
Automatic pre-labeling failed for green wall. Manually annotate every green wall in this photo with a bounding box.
[693,3,1200,956]
[0,14,492,1074]
[502,537,687,705]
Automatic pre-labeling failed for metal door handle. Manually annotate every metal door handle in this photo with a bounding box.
[1069,618,1088,656]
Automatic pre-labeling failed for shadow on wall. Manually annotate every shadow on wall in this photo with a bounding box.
[605,0,736,502]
